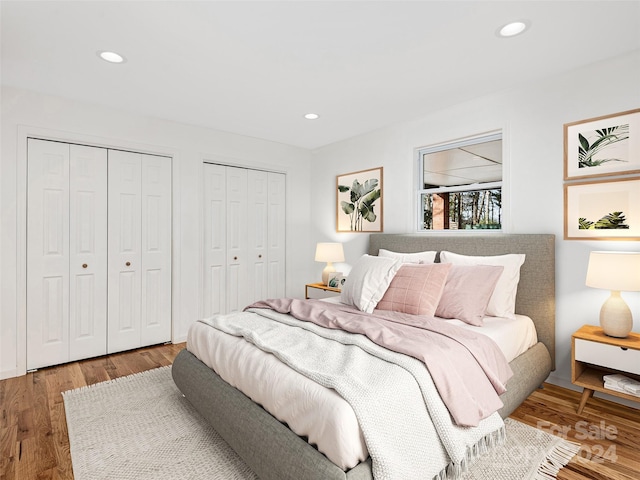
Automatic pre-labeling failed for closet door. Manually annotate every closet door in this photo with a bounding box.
[247,170,286,302]
[27,139,108,370]
[108,150,171,353]
[204,165,285,315]
[203,164,227,317]
[140,154,172,346]
[108,150,142,353]
[267,172,286,299]
[247,169,269,304]
[226,167,248,312]
[27,139,71,370]
[69,144,108,361]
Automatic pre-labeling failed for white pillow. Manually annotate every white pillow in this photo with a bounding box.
[378,248,437,264]
[341,255,402,313]
[439,251,526,318]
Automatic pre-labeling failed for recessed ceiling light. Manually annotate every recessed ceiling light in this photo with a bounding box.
[304,113,320,120]
[497,21,529,38]
[98,51,126,64]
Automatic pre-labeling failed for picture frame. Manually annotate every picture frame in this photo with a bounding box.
[564,176,640,240]
[327,272,344,289]
[337,167,383,232]
[564,108,640,180]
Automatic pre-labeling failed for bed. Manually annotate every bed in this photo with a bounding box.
[172,233,555,480]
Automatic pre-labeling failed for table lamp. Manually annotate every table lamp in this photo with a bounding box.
[585,251,640,338]
[315,242,345,285]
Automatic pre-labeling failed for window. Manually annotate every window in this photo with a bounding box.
[417,132,502,231]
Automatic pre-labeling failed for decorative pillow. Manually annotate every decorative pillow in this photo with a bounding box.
[435,265,504,326]
[340,255,402,313]
[378,248,437,264]
[376,263,451,316]
[439,251,526,318]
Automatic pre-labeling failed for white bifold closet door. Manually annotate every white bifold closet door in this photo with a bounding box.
[203,164,248,315]
[203,164,285,318]
[203,164,227,316]
[27,140,172,368]
[27,139,108,370]
[225,166,248,313]
[247,170,286,303]
[107,150,172,354]
[267,172,286,299]
[247,169,268,304]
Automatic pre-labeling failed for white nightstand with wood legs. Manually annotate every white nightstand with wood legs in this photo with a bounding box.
[572,325,640,414]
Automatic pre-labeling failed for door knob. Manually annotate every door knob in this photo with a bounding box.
[126,261,131,267]
[233,256,238,261]
[258,254,262,259]
[82,263,88,269]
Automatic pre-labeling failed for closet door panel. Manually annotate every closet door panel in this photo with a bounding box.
[226,167,248,312]
[69,145,108,361]
[268,172,286,299]
[108,150,142,354]
[140,154,172,346]
[247,170,268,304]
[203,166,284,316]
[203,164,227,317]
[27,139,71,370]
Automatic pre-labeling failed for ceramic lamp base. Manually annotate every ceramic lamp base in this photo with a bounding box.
[321,262,335,285]
[600,291,633,338]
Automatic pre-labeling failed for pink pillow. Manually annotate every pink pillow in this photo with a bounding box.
[376,263,451,316]
[435,264,504,326]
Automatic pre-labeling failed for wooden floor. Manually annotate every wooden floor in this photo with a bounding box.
[1,343,639,480]
[511,383,640,480]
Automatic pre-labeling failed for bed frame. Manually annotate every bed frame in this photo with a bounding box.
[172,233,555,480]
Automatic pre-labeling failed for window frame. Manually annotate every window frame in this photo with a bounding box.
[416,131,503,232]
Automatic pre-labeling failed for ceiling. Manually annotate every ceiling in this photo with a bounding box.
[423,139,502,188]
[2,1,639,150]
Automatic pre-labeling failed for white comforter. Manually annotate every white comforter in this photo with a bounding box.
[188,317,369,469]
[188,308,521,478]
[188,312,535,470]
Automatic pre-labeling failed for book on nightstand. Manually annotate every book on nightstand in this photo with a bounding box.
[603,374,640,397]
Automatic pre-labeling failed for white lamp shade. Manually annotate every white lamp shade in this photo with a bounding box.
[586,251,640,292]
[314,243,345,263]
[586,251,640,338]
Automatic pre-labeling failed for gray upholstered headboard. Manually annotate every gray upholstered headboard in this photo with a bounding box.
[368,234,556,370]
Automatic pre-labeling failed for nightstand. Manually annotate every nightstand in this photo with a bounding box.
[571,324,640,414]
[305,282,341,299]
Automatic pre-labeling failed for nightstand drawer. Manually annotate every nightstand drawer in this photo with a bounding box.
[574,338,640,375]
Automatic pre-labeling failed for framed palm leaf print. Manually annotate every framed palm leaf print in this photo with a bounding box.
[336,167,383,232]
[564,108,640,180]
[564,177,640,240]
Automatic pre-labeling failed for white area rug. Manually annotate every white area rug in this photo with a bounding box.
[63,366,579,480]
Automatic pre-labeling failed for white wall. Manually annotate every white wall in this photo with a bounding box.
[3,50,639,398]
[1,86,312,379]
[310,51,640,400]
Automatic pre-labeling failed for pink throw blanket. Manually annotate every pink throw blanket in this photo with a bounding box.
[247,298,513,427]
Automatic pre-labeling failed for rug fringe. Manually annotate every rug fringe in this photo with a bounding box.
[61,365,172,397]
[532,440,581,480]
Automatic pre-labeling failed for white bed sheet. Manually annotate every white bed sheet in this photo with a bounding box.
[440,314,537,363]
[187,308,537,471]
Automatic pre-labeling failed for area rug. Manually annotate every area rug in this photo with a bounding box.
[63,366,580,480]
